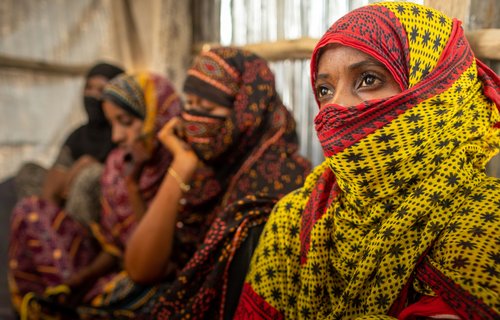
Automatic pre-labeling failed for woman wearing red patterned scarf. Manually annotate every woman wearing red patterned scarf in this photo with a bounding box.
[235,2,499,319]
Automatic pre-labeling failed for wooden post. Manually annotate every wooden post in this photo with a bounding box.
[0,54,88,76]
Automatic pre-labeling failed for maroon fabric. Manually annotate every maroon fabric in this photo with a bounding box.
[8,197,99,303]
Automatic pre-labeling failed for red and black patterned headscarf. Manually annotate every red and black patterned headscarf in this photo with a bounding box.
[181,48,300,183]
[148,47,311,319]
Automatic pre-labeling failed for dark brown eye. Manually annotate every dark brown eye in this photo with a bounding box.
[316,85,333,98]
[118,116,134,127]
[359,73,380,88]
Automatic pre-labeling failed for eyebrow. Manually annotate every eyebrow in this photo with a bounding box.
[348,58,387,71]
[316,57,387,81]
[116,113,132,121]
[317,73,330,80]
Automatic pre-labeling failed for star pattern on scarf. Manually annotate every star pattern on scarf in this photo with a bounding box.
[239,3,500,319]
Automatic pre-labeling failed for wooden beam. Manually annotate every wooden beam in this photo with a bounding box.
[193,38,318,62]
[466,29,500,61]
[3,27,498,76]
[242,38,319,61]
[196,29,500,62]
[0,54,89,76]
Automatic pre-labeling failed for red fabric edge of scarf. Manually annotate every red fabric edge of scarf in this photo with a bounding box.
[233,283,284,320]
[416,261,498,319]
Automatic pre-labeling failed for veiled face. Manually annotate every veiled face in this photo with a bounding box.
[184,93,231,117]
[84,75,109,99]
[314,44,402,110]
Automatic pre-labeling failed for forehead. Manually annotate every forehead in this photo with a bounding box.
[102,99,127,117]
[317,44,377,72]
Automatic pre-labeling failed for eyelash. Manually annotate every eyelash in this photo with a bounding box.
[118,118,134,127]
[358,72,381,88]
[186,102,215,113]
[316,85,332,98]
[315,72,383,98]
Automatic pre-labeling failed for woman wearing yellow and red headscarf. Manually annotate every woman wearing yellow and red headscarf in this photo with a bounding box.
[235,2,500,319]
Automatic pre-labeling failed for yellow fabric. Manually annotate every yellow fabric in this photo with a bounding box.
[244,2,500,318]
[379,2,451,88]
[136,72,158,153]
[89,222,122,257]
[44,284,70,296]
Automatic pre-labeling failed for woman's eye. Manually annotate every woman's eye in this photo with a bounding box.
[118,117,134,127]
[317,86,333,98]
[186,102,212,113]
[359,74,380,88]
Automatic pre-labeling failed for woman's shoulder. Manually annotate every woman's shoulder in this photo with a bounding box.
[441,175,500,234]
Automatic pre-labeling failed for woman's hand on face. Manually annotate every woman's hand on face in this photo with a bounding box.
[158,117,199,166]
[125,139,151,184]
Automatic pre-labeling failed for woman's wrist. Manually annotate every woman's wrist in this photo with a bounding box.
[168,167,191,192]
[171,157,197,179]
[168,158,197,191]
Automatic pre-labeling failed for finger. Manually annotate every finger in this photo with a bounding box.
[158,117,180,140]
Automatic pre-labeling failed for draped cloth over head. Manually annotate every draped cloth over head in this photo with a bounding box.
[90,72,182,257]
[149,47,311,319]
[62,62,124,164]
[181,47,304,174]
[86,62,124,80]
[236,2,500,319]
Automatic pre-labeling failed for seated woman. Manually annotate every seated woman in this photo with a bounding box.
[235,2,499,319]
[7,62,124,313]
[14,62,123,204]
[77,47,311,319]
[9,72,182,317]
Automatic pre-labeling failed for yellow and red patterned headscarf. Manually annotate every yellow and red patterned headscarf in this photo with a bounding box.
[236,2,499,319]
